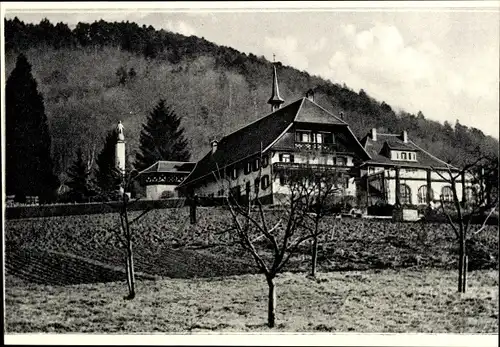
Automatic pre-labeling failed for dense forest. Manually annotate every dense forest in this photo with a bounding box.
[4,17,498,183]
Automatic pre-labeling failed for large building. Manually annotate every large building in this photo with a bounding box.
[176,62,474,210]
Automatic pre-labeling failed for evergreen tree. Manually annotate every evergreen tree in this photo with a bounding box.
[95,129,122,194]
[5,53,59,203]
[135,99,190,172]
[66,147,95,202]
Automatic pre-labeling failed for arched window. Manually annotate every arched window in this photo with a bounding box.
[441,186,453,202]
[400,184,412,205]
[417,185,434,204]
[465,187,477,204]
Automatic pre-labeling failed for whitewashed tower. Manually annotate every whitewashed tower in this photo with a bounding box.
[115,121,126,176]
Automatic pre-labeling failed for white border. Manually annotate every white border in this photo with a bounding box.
[2,2,499,346]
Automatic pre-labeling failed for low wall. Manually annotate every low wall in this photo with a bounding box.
[5,197,227,219]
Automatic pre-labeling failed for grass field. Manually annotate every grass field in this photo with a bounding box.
[4,269,498,333]
[4,208,498,333]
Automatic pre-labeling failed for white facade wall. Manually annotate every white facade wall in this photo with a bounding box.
[145,184,178,200]
[270,150,357,201]
[363,165,475,205]
[193,161,273,200]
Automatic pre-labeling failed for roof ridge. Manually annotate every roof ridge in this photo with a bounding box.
[157,160,196,164]
[138,161,159,175]
[178,161,199,187]
[302,98,347,124]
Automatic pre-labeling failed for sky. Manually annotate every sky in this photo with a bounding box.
[3,2,500,138]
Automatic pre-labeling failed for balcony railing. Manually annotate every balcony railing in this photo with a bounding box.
[273,162,352,172]
[294,142,336,152]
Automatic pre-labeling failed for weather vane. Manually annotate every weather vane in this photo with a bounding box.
[273,53,276,63]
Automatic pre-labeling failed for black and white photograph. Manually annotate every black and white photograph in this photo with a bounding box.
[2,1,499,345]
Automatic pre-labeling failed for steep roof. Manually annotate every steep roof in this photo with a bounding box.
[139,161,196,174]
[179,97,367,187]
[360,133,453,169]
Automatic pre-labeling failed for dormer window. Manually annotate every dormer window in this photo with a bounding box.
[391,150,417,162]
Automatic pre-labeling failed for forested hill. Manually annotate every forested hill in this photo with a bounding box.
[4,17,498,179]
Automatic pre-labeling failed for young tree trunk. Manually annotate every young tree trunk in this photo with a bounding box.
[458,234,465,293]
[462,255,468,293]
[126,238,136,299]
[311,236,318,277]
[266,276,276,328]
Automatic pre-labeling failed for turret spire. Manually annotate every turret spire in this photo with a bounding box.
[267,58,284,112]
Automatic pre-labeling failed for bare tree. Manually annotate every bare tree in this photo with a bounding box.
[432,155,498,293]
[282,165,343,277]
[105,168,152,300]
[204,149,337,328]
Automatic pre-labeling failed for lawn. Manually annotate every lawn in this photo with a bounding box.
[4,269,498,333]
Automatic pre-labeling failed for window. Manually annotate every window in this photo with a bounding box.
[345,177,350,188]
[280,153,294,163]
[279,174,287,186]
[245,181,251,195]
[464,187,476,203]
[254,177,260,193]
[244,161,251,175]
[417,185,434,204]
[296,131,311,143]
[261,175,270,190]
[396,152,399,159]
[335,156,346,166]
[252,158,260,172]
[231,167,238,180]
[400,184,412,204]
[401,152,407,160]
[315,133,324,144]
[262,155,269,168]
[441,186,453,202]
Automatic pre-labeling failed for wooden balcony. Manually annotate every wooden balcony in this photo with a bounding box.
[294,141,337,153]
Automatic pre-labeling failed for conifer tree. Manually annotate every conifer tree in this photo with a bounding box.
[95,129,122,195]
[66,147,95,202]
[135,99,190,172]
[5,53,59,203]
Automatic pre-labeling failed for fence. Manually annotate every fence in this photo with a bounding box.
[5,196,227,220]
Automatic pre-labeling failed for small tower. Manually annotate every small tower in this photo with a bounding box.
[267,59,285,112]
[115,121,126,176]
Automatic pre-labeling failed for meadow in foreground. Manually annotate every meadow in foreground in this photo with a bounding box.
[5,269,498,333]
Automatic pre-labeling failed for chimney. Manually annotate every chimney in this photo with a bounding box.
[370,128,377,141]
[211,140,218,154]
[339,112,344,120]
[305,89,315,102]
[401,130,408,143]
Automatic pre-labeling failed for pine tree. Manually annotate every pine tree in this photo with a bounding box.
[5,53,59,203]
[135,99,190,172]
[95,129,122,195]
[66,147,95,202]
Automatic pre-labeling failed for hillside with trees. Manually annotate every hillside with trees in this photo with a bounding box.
[4,17,498,185]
